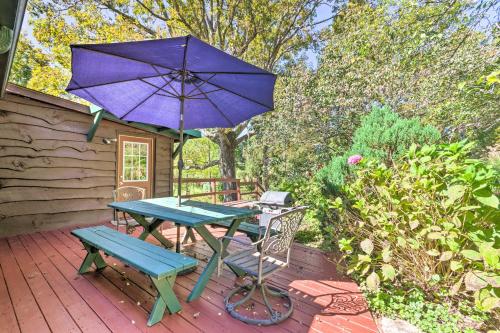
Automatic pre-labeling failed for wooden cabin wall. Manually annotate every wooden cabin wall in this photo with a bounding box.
[0,93,174,236]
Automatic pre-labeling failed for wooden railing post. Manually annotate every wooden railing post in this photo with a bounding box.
[236,179,241,201]
[210,180,216,203]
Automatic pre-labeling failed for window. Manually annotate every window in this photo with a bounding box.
[123,141,148,181]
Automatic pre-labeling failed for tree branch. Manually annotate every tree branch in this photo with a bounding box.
[236,130,255,145]
[99,0,157,37]
[186,159,220,170]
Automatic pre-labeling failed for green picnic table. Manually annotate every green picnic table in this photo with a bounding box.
[108,197,260,302]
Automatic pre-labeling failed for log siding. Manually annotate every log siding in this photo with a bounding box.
[0,92,174,236]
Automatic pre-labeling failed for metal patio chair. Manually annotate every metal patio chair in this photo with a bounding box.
[220,206,307,326]
[112,186,147,234]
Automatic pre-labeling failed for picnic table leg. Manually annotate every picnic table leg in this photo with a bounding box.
[129,213,174,248]
[148,275,181,326]
[182,227,196,244]
[187,219,242,302]
[78,242,107,274]
[175,223,181,253]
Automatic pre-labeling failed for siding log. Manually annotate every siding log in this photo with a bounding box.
[0,210,113,237]
[0,198,111,217]
[0,187,114,204]
[0,177,116,189]
[0,156,115,171]
[0,167,114,180]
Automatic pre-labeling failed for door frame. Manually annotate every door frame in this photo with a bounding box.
[116,132,155,198]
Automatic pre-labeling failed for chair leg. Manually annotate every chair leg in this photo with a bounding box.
[224,281,293,326]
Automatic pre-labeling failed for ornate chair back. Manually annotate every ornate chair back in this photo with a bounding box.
[113,186,146,202]
[258,206,307,282]
[112,186,146,232]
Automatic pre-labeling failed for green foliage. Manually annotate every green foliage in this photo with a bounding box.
[366,286,487,333]
[317,105,440,192]
[241,61,331,188]
[336,141,499,322]
[315,0,499,151]
[174,138,220,179]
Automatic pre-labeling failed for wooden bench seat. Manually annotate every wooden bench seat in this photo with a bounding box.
[71,226,197,326]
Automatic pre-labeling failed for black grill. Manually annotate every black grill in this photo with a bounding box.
[258,191,293,208]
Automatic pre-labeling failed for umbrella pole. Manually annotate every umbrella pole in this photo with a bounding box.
[177,99,184,207]
[175,97,184,253]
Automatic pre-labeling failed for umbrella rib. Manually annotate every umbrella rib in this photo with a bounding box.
[69,78,112,112]
[66,72,174,92]
[191,81,235,127]
[75,46,179,74]
[140,78,179,98]
[184,73,216,97]
[150,65,181,96]
[190,72,273,109]
[191,71,275,76]
[120,74,179,119]
[185,88,223,99]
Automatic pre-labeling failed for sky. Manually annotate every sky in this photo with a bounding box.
[305,3,336,68]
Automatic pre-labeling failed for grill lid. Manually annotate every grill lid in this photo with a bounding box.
[259,191,293,207]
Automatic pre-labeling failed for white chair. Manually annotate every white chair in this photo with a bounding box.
[220,206,307,326]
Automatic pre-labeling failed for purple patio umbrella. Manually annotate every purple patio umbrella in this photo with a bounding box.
[66,35,276,206]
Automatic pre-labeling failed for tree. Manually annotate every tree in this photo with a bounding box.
[9,35,49,88]
[241,60,334,188]
[317,105,441,193]
[13,0,336,196]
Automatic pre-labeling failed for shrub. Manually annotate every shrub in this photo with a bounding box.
[317,105,441,193]
[366,286,487,333]
[335,141,499,319]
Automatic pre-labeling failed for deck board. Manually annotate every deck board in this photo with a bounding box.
[17,234,112,333]
[0,265,20,333]
[7,236,81,333]
[0,223,379,333]
[0,239,51,333]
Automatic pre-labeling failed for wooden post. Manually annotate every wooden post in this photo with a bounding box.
[86,108,104,142]
[236,179,241,201]
[211,180,216,203]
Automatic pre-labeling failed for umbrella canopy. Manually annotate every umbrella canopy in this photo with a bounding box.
[66,35,276,207]
[66,35,276,129]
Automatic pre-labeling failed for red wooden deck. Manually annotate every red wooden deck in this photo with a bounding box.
[0,224,378,333]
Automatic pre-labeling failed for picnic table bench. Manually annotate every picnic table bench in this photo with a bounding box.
[71,226,198,326]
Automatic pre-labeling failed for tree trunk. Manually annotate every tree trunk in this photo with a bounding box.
[217,130,237,201]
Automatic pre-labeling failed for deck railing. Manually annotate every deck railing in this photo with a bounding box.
[173,177,264,203]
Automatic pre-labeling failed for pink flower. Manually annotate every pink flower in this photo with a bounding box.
[347,155,362,165]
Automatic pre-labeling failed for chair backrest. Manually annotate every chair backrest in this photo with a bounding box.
[113,186,146,202]
[261,206,307,258]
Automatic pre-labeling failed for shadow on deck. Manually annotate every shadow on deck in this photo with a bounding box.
[0,223,379,333]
